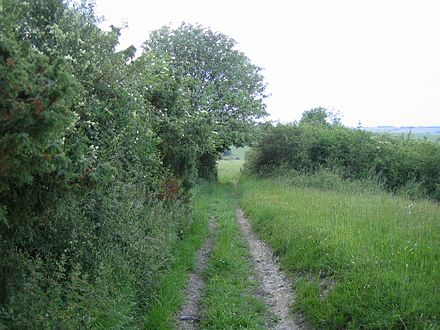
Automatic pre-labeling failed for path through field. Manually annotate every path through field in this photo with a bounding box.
[176,171,308,329]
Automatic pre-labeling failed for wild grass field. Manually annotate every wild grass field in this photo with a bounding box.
[238,178,440,329]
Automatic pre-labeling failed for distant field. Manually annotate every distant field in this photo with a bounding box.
[219,146,247,182]
[364,126,440,142]
[364,126,440,134]
[218,159,244,183]
[411,133,440,142]
[238,178,440,329]
[221,146,250,160]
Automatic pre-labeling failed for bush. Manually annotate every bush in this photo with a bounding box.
[0,180,192,328]
[2,0,267,325]
[0,0,190,326]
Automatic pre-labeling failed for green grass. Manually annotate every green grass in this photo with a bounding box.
[238,178,440,329]
[144,176,268,329]
[143,184,211,329]
[199,181,269,329]
[218,159,244,183]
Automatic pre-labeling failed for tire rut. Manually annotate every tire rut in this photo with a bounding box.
[236,208,308,330]
[176,216,217,330]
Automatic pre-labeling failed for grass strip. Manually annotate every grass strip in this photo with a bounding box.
[238,177,440,329]
[143,184,212,329]
[199,181,270,329]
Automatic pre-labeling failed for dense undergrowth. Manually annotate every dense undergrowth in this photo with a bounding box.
[0,0,266,326]
[1,184,191,328]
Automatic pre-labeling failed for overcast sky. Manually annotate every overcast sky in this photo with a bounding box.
[94,0,440,127]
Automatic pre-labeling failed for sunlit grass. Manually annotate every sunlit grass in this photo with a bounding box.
[238,178,440,329]
[218,159,244,183]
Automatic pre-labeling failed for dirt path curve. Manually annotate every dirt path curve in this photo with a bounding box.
[176,216,217,330]
[236,207,305,330]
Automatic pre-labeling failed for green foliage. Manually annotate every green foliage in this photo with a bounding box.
[144,23,268,179]
[0,182,192,328]
[245,110,440,200]
[1,0,266,325]
[0,32,78,230]
[299,107,341,127]
[1,0,266,326]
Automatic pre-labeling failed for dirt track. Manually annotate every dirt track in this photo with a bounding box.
[236,208,302,330]
[176,216,217,330]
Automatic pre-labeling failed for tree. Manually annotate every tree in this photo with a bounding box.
[299,107,341,127]
[144,23,268,178]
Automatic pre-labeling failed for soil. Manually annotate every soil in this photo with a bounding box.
[176,216,217,330]
[236,208,309,330]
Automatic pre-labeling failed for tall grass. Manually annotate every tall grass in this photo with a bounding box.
[238,178,440,329]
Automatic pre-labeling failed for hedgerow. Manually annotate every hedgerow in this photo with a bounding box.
[0,0,267,326]
[245,109,440,200]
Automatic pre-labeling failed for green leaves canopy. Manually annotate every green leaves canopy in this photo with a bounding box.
[144,23,268,151]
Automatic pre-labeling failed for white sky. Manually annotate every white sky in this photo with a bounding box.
[94,0,440,127]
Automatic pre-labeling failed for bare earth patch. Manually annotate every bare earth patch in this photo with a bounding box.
[236,208,309,330]
[176,216,217,330]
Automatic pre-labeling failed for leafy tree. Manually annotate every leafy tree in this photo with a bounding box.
[1,2,270,325]
[144,23,268,178]
[299,107,341,126]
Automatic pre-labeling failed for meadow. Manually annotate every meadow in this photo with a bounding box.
[238,177,440,329]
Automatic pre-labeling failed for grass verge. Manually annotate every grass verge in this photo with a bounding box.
[238,177,440,329]
[143,184,211,329]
